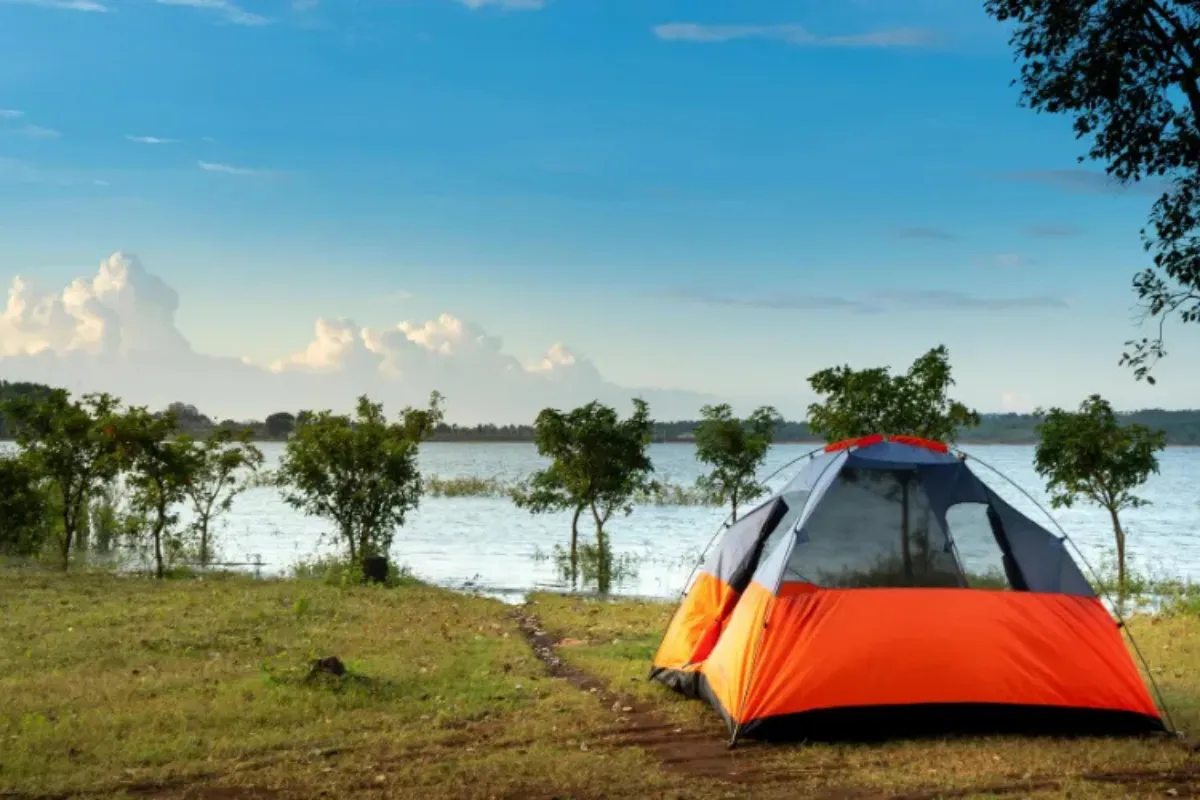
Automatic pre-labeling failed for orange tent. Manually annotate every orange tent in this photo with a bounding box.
[650,435,1168,744]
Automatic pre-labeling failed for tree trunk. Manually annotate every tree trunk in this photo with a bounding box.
[1108,506,1128,605]
[590,502,610,594]
[153,522,165,580]
[59,490,75,572]
[569,504,584,586]
[731,488,739,524]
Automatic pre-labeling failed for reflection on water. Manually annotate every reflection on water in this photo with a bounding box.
[6,441,1199,599]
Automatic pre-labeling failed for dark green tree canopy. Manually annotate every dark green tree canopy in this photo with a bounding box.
[805,345,981,444]
[985,0,1200,382]
[515,398,657,520]
[693,403,782,521]
[1033,394,1166,512]
[1033,393,1167,594]
[276,392,443,565]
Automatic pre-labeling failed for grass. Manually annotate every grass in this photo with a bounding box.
[0,570,693,799]
[2,569,1198,799]
[529,591,1200,798]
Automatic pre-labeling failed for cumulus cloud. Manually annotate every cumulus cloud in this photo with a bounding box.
[653,23,937,47]
[0,252,708,424]
[155,0,269,26]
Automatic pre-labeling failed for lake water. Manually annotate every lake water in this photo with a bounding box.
[177,442,1199,601]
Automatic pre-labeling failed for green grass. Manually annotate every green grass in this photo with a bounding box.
[3,569,1198,799]
[529,591,1200,798]
[0,570,693,799]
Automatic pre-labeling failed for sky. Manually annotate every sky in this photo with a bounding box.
[0,0,1196,424]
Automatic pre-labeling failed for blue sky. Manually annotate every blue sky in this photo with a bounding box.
[0,0,1196,420]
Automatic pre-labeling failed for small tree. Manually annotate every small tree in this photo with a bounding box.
[276,393,443,573]
[117,407,204,579]
[1033,395,1167,600]
[183,428,264,565]
[0,454,50,557]
[806,345,981,444]
[265,412,296,439]
[806,346,980,583]
[2,390,125,570]
[511,399,656,591]
[693,403,782,522]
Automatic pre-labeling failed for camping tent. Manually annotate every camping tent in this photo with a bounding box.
[650,434,1168,744]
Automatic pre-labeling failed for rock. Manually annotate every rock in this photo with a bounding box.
[307,656,347,680]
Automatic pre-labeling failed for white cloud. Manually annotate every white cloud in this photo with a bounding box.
[126,135,177,144]
[197,160,262,176]
[0,252,711,424]
[14,125,61,139]
[456,0,547,9]
[0,109,23,119]
[0,0,108,11]
[652,23,936,47]
[154,0,269,26]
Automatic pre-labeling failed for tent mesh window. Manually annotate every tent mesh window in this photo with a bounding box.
[943,502,1015,590]
[781,468,965,588]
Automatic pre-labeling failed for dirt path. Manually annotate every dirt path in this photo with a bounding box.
[513,606,1200,799]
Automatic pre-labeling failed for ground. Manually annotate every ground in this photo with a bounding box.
[0,570,1197,800]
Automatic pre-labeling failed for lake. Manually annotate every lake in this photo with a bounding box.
[180,442,1199,601]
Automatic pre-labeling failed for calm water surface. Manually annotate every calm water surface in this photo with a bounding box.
[193,442,1199,600]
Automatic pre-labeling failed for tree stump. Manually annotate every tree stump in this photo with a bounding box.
[363,555,389,584]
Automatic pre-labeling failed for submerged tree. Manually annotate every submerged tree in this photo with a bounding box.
[805,345,981,444]
[1033,394,1166,601]
[117,407,203,579]
[2,390,125,570]
[276,393,443,576]
[183,428,264,565]
[511,399,656,591]
[693,403,783,522]
[984,0,1200,382]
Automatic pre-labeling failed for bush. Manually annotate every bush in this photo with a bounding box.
[0,455,50,557]
[290,555,419,589]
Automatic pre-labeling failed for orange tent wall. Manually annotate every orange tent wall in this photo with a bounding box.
[651,572,741,681]
[700,582,1162,733]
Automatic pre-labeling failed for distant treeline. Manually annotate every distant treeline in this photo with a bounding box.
[3,379,1200,445]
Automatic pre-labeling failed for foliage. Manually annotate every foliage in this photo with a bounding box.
[0,454,50,557]
[276,393,444,569]
[511,399,656,591]
[984,0,1200,382]
[265,411,296,439]
[2,390,126,570]
[0,380,55,438]
[1033,394,1167,598]
[693,403,782,521]
[805,345,981,444]
[114,407,204,579]
[290,554,419,588]
[182,428,264,565]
